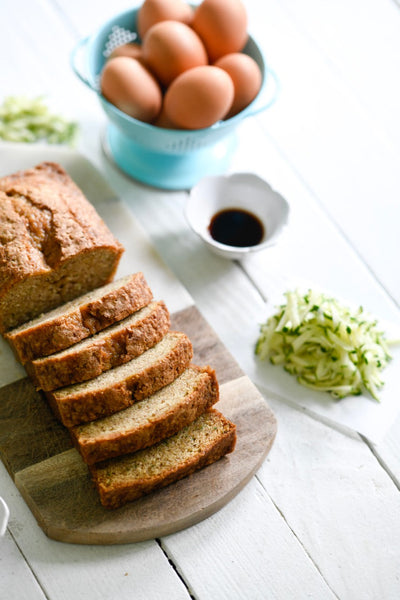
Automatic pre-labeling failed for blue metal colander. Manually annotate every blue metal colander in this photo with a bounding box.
[71,7,278,189]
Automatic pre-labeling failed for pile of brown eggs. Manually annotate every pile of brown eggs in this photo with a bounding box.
[100,0,262,130]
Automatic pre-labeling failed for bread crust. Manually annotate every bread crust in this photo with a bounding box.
[90,409,237,509]
[46,332,193,427]
[70,365,219,464]
[0,162,124,332]
[6,272,153,363]
[26,300,170,391]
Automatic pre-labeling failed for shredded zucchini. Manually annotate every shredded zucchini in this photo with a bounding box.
[0,96,77,145]
[255,289,392,401]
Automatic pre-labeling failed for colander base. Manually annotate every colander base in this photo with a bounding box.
[103,124,238,190]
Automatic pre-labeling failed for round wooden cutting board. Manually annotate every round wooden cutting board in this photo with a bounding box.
[0,306,277,544]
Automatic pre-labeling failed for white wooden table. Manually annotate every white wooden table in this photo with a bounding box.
[1,0,400,598]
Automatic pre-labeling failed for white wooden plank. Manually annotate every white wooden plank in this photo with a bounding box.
[162,477,337,600]
[0,0,91,113]
[276,0,400,151]
[51,0,132,37]
[0,529,46,600]
[0,0,110,179]
[242,0,400,471]
[0,462,191,600]
[242,0,400,306]
[228,117,399,317]
[258,391,400,600]
[367,412,400,489]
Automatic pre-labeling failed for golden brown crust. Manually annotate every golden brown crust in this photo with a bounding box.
[70,365,219,464]
[90,409,237,509]
[6,272,153,363]
[26,300,170,391]
[46,332,194,427]
[0,162,124,332]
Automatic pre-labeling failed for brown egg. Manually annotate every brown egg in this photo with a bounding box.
[142,21,208,87]
[192,0,248,62]
[100,57,162,123]
[108,42,142,61]
[164,65,234,130]
[215,53,262,118]
[137,0,194,40]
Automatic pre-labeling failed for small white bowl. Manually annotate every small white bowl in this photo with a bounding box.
[185,173,290,260]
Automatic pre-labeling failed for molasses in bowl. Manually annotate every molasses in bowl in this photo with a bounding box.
[185,172,290,260]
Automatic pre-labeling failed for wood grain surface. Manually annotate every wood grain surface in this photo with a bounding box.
[0,306,276,544]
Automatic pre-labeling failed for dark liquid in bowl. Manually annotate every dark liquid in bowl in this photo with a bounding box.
[208,208,265,247]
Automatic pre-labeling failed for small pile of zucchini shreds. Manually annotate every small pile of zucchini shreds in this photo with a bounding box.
[0,96,77,145]
[255,289,392,401]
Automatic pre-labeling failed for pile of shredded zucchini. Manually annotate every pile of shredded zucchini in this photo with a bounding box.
[255,289,392,401]
[0,96,77,145]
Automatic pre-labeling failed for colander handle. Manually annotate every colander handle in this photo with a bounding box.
[70,36,97,92]
[245,68,280,118]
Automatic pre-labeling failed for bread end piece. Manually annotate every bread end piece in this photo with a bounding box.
[90,409,237,509]
[0,162,124,333]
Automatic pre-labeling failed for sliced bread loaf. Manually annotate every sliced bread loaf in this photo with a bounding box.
[46,331,193,427]
[26,300,170,391]
[5,272,153,363]
[90,408,236,508]
[70,365,219,464]
[0,162,124,333]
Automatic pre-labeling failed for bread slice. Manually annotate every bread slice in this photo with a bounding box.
[46,331,193,427]
[0,162,124,332]
[70,365,219,464]
[26,300,170,391]
[90,408,236,509]
[5,272,153,363]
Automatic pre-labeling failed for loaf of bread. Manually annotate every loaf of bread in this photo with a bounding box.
[46,331,193,427]
[26,300,170,391]
[70,365,219,464]
[0,160,238,512]
[90,408,236,509]
[0,162,124,332]
[5,272,153,363]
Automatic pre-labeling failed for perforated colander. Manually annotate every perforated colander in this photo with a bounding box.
[71,7,278,189]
